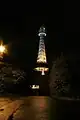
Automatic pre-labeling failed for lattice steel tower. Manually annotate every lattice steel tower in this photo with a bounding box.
[34,25,49,75]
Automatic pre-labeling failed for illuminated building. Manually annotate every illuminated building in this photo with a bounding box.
[29,85,39,95]
[34,25,49,75]
[30,85,39,89]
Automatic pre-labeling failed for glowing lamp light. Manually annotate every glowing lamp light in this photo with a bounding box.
[0,41,7,59]
[0,45,5,53]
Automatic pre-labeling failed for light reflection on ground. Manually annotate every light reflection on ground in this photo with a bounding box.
[0,96,80,120]
[13,96,51,120]
[0,96,52,120]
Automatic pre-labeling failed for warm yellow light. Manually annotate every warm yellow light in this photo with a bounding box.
[0,41,8,59]
[35,67,48,72]
[31,85,39,89]
[35,67,48,75]
[0,45,5,53]
[37,51,47,63]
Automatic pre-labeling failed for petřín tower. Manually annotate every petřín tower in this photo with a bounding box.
[34,25,49,75]
[33,25,49,95]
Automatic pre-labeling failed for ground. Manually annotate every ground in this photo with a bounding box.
[0,96,52,120]
[0,96,80,120]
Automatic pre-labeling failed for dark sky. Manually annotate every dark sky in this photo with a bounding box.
[0,2,65,84]
[0,4,64,90]
[0,2,64,70]
[0,14,64,70]
[0,4,80,94]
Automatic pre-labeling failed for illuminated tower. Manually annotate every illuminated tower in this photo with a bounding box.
[34,25,49,75]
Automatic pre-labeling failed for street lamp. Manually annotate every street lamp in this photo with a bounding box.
[0,43,6,59]
[0,45,5,52]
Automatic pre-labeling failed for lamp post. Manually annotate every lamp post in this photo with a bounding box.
[0,43,6,59]
[0,41,8,67]
[0,42,6,94]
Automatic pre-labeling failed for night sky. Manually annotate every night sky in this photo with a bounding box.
[0,14,65,90]
[0,4,80,95]
[0,2,65,87]
[0,1,64,69]
[0,15,64,69]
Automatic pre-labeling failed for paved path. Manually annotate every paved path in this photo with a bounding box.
[0,96,51,120]
[0,98,12,108]
[0,99,23,120]
[13,96,51,120]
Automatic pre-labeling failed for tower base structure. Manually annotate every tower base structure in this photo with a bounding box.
[32,70,49,96]
[34,62,49,76]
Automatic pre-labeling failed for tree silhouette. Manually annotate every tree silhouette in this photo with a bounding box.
[0,63,26,94]
[49,53,71,97]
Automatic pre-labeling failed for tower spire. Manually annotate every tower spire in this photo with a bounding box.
[34,25,49,75]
